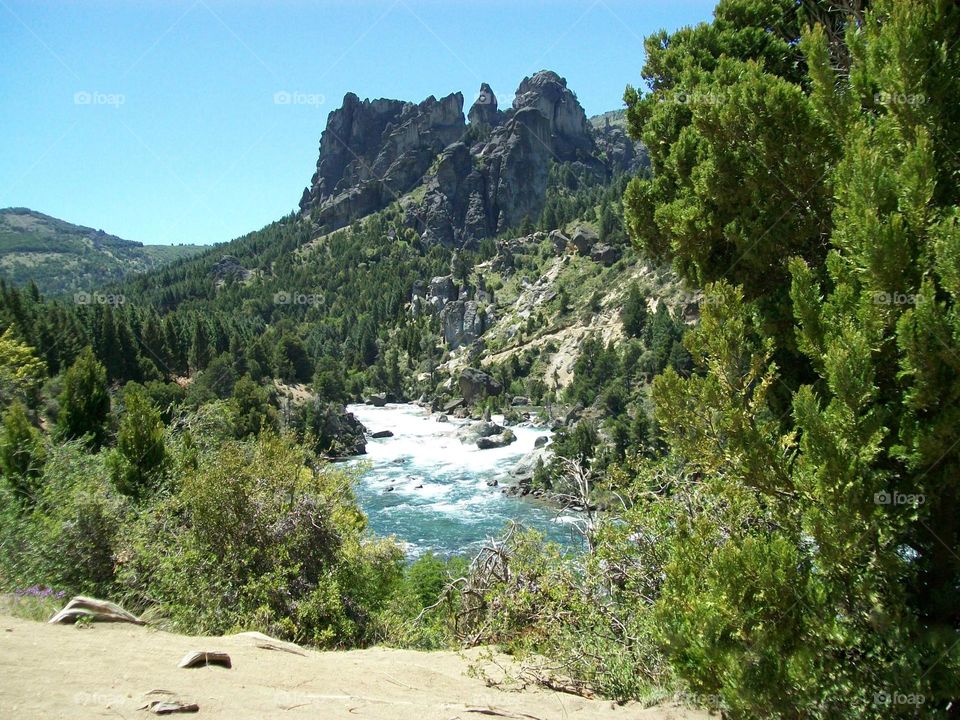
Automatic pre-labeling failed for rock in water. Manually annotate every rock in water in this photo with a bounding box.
[370,430,394,438]
[456,421,504,444]
[308,403,367,456]
[476,429,516,449]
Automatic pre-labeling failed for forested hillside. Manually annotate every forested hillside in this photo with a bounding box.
[1,1,958,717]
[0,208,204,296]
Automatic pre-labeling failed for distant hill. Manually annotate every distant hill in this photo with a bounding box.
[0,207,206,296]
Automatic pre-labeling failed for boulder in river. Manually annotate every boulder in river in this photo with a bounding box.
[477,429,516,449]
[442,397,465,413]
[534,436,549,448]
[370,430,394,439]
[367,393,388,407]
[509,445,551,483]
[456,420,504,444]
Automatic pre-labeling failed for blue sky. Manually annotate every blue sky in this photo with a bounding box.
[1,0,715,246]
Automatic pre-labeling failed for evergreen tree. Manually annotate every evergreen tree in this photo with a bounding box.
[621,282,648,338]
[645,2,960,713]
[57,346,110,447]
[188,315,211,373]
[0,399,46,502]
[109,384,167,498]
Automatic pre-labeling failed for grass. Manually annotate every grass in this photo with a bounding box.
[0,588,66,623]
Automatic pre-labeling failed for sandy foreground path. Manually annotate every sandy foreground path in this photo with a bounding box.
[0,613,712,720]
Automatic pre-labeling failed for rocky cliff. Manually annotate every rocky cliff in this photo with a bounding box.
[299,71,646,248]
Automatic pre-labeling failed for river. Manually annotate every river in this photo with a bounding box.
[346,403,582,558]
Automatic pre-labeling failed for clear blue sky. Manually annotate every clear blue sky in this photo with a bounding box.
[1,0,715,246]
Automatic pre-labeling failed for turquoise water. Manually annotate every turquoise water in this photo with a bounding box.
[347,403,582,558]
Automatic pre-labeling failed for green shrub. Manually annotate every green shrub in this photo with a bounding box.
[117,431,404,646]
[0,440,128,597]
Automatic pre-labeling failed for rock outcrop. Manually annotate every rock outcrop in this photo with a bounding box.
[411,273,494,349]
[300,92,465,230]
[298,71,647,247]
[458,368,502,403]
[467,82,502,129]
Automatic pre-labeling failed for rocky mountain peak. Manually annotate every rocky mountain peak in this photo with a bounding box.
[298,70,646,247]
[467,83,501,128]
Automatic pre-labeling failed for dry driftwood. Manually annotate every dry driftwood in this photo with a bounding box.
[48,596,144,625]
[138,700,200,715]
[178,650,232,669]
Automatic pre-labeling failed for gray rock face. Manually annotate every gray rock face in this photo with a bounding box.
[509,446,551,484]
[312,404,367,456]
[298,71,648,248]
[571,225,598,255]
[458,367,502,403]
[591,243,622,266]
[467,83,502,128]
[300,92,466,230]
[593,117,649,176]
[211,255,252,283]
[441,299,489,349]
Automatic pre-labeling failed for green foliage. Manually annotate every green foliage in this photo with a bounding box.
[0,440,128,597]
[0,400,46,502]
[0,327,46,408]
[117,432,403,645]
[0,208,204,297]
[108,383,167,499]
[56,347,110,448]
[634,2,960,715]
[230,375,277,438]
[621,282,648,338]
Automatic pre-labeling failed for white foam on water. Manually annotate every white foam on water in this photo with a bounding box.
[346,403,582,555]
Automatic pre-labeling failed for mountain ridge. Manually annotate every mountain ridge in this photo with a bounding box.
[299,70,646,249]
[0,207,205,296]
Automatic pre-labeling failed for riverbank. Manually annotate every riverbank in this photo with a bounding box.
[0,613,712,719]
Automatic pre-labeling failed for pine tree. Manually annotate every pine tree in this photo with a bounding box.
[109,384,166,498]
[188,315,211,373]
[57,346,110,447]
[621,282,648,338]
[0,399,46,502]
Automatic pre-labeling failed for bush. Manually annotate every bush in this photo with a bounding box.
[117,432,404,646]
[0,440,128,597]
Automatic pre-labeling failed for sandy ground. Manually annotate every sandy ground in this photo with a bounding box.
[0,614,712,720]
